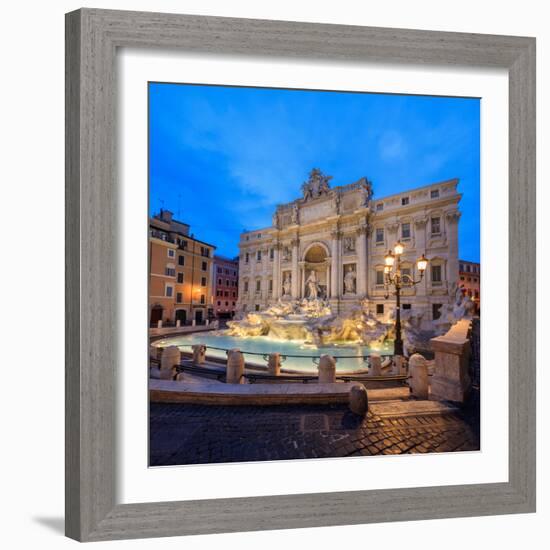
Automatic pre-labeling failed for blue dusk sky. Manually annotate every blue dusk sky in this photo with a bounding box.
[149,83,480,262]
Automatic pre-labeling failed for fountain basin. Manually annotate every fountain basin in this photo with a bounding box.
[152,331,394,373]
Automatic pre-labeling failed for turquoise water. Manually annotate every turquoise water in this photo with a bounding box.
[153,331,393,373]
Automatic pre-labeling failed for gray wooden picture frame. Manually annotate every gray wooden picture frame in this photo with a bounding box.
[65,8,536,542]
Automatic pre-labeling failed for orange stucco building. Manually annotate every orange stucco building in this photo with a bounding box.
[459,259,480,312]
[149,210,215,326]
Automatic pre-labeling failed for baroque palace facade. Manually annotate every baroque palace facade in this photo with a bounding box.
[237,169,461,323]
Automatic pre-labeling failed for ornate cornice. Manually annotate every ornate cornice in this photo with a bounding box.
[445,210,461,222]
[414,216,428,228]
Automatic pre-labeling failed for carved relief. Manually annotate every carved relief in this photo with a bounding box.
[301,168,332,200]
[343,235,356,254]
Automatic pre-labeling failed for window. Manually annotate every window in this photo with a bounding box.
[432,303,442,320]
[165,267,175,277]
[200,247,210,257]
[431,216,441,235]
[401,196,409,206]
[474,290,479,299]
[268,279,273,292]
[225,301,229,306]
[431,264,442,284]
[217,267,222,273]
[375,228,384,243]
[224,291,228,297]
[430,189,439,199]
[466,264,471,272]
[270,248,274,260]
[460,276,465,281]
[176,292,182,303]
[217,301,221,306]
[232,292,236,298]
[256,250,262,261]
[178,255,185,266]
[226,279,229,286]
[401,267,411,281]
[376,304,384,315]
[218,278,222,285]
[256,280,261,292]
[401,222,411,239]
[459,263,464,272]
[177,272,184,284]
[165,285,173,297]
[232,302,236,306]
[376,203,383,211]
[244,281,249,292]
[403,304,411,310]
[201,277,207,287]
[200,294,205,304]
[376,269,384,285]
[245,253,249,263]
[255,304,260,311]
[167,249,175,258]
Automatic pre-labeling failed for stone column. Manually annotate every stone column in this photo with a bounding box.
[356,225,368,297]
[299,261,306,298]
[291,238,299,299]
[330,230,341,298]
[445,211,461,289]
[326,261,331,299]
[414,217,428,298]
[272,244,280,299]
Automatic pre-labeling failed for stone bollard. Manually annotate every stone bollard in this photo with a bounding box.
[205,319,209,326]
[192,319,196,327]
[368,353,382,376]
[176,319,181,328]
[267,353,282,376]
[408,353,429,399]
[157,320,163,329]
[393,355,407,375]
[318,354,336,383]
[192,344,207,365]
[349,384,369,415]
[226,349,245,384]
[161,345,181,371]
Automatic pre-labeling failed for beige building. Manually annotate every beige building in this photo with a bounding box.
[149,210,215,326]
[237,169,461,324]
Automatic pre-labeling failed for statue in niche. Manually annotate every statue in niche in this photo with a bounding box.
[272,211,280,229]
[305,270,320,300]
[301,168,333,200]
[291,204,299,225]
[343,236,355,254]
[282,274,292,296]
[344,265,357,294]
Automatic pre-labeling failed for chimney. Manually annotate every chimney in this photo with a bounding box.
[160,209,173,223]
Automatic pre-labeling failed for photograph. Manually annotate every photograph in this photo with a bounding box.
[147,82,481,466]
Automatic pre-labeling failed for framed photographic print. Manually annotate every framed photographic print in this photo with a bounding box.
[65,8,536,542]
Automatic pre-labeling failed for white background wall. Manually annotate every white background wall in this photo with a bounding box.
[0,0,546,548]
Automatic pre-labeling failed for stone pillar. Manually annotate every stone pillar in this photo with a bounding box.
[445,211,461,289]
[356,225,368,297]
[192,344,206,365]
[226,349,245,384]
[268,353,281,375]
[368,353,382,376]
[414,217,428,298]
[291,238,299,299]
[349,384,369,415]
[429,319,471,402]
[161,345,181,371]
[318,354,336,383]
[300,261,306,299]
[330,230,340,298]
[272,244,280,299]
[408,353,429,399]
[326,261,331,299]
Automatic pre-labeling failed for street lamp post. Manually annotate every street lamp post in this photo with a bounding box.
[384,241,428,356]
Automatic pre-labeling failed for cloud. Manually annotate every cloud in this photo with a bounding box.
[379,131,408,161]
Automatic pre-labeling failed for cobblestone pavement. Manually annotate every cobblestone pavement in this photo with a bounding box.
[150,400,480,466]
